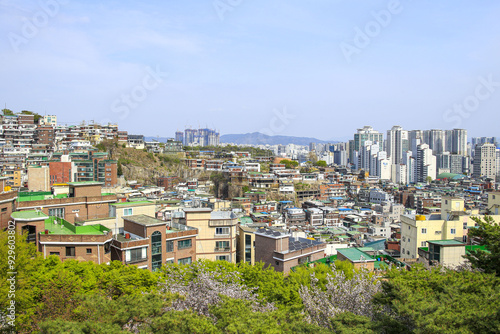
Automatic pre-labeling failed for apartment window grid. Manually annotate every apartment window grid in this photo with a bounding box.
[177,239,192,250]
[421,228,427,234]
[215,255,229,262]
[178,257,192,265]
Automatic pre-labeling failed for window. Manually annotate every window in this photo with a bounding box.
[177,239,192,250]
[408,225,410,230]
[402,248,405,253]
[123,208,133,216]
[402,236,406,242]
[408,238,410,242]
[245,234,252,247]
[421,228,427,234]
[215,227,230,235]
[126,248,146,263]
[463,222,468,230]
[215,255,229,262]
[166,241,174,253]
[450,228,456,235]
[86,248,92,254]
[178,257,192,265]
[49,252,60,256]
[66,247,75,257]
[215,241,229,251]
[151,231,162,254]
[421,241,427,247]
[104,242,110,254]
[1,208,7,212]
[152,254,162,270]
[49,207,65,218]
[407,251,410,255]
[298,256,311,265]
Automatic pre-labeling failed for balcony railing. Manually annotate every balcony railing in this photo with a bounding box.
[214,247,231,252]
[126,257,148,264]
[208,219,236,227]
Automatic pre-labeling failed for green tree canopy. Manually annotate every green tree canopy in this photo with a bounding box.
[465,215,500,276]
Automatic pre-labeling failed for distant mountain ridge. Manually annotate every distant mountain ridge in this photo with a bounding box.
[220,132,334,146]
[144,133,336,146]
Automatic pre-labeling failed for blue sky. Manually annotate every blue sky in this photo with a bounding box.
[1,0,500,141]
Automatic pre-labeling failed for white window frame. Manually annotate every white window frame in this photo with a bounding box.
[215,227,230,235]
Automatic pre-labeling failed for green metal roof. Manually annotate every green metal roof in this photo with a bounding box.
[239,217,254,225]
[337,248,375,262]
[427,239,465,246]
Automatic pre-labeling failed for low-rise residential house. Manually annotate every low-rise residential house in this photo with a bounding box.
[254,228,326,275]
[305,208,323,226]
[284,207,307,225]
[400,196,500,259]
[337,248,376,270]
[244,191,266,202]
[417,239,467,267]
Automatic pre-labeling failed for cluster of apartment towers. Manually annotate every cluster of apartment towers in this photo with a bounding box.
[326,126,497,184]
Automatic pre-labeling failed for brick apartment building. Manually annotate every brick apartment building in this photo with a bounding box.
[157,176,180,191]
[35,125,55,147]
[11,210,113,263]
[16,182,117,223]
[254,228,326,274]
[0,177,17,230]
[111,215,198,270]
[49,161,73,185]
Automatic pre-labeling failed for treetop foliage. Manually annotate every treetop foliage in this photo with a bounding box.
[1,230,500,333]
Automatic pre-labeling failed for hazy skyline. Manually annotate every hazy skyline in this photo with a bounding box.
[1,0,500,140]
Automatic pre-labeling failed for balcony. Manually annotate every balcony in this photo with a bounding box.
[208,219,236,227]
[126,257,148,265]
[214,247,231,252]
